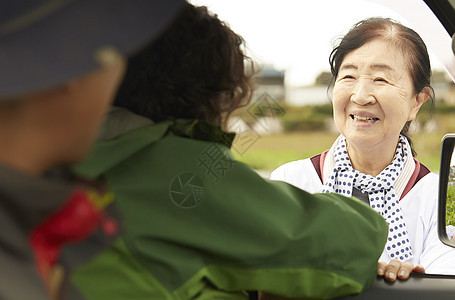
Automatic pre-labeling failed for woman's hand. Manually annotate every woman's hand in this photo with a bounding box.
[377,260,425,282]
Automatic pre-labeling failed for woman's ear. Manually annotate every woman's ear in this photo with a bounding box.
[408,87,430,121]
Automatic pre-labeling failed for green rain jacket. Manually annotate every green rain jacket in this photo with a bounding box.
[72,109,388,300]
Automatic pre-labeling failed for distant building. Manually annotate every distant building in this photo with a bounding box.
[286,70,332,106]
[286,86,330,106]
[254,65,285,103]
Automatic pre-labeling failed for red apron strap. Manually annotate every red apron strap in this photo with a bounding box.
[310,150,329,184]
[400,158,430,200]
[320,150,328,183]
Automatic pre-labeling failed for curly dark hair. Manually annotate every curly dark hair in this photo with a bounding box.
[329,17,434,156]
[114,2,255,127]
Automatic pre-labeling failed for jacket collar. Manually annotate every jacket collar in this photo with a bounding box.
[169,119,235,148]
[73,108,235,180]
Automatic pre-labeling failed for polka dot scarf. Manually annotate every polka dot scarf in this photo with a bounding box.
[321,135,413,262]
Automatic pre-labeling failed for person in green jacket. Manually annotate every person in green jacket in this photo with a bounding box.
[0,1,183,299]
[72,3,388,299]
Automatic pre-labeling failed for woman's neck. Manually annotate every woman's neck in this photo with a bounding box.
[346,137,399,177]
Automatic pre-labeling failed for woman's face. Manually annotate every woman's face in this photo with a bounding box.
[332,39,426,152]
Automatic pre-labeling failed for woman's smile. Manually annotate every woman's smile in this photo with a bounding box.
[349,111,380,127]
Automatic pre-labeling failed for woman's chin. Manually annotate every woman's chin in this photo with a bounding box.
[344,134,383,152]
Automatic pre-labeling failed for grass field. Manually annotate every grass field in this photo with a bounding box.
[232,131,337,171]
[232,130,447,172]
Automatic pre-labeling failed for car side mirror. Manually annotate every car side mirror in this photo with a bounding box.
[438,134,455,248]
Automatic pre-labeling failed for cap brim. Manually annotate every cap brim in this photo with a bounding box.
[0,0,183,97]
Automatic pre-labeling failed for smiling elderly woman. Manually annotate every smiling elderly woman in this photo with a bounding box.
[271,17,455,281]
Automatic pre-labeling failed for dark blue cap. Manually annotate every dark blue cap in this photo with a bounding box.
[0,0,183,98]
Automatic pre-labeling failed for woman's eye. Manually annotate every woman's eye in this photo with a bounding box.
[341,75,355,80]
[374,77,388,83]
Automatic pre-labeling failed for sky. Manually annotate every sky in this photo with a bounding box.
[190,0,446,86]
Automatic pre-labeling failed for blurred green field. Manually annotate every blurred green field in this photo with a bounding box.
[231,110,455,172]
[232,131,338,171]
[232,131,445,172]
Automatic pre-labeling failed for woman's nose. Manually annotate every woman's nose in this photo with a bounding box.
[350,79,375,105]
